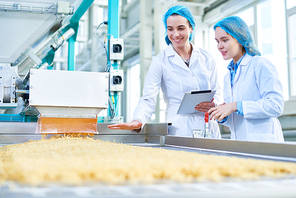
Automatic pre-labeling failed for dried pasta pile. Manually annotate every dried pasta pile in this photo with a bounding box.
[0,136,296,186]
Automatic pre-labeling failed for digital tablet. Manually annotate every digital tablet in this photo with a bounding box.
[177,90,216,114]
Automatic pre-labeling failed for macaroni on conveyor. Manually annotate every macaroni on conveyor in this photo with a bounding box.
[0,136,296,186]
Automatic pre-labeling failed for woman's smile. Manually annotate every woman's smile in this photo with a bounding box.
[221,51,227,56]
[173,37,183,43]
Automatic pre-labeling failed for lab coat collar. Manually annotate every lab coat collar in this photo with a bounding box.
[240,54,252,66]
[165,44,176,57]
[233,54,252,85]
[165,43,200,70]
[189,44,200,66]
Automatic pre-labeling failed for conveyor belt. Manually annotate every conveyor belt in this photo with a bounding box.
[1,122,296,197]
[2,122,296,161]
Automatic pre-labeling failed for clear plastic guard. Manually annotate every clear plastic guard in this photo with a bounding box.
[35,117,98,134]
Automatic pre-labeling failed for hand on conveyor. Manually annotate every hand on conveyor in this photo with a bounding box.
[195,98,215,112]
[107,120,143,131]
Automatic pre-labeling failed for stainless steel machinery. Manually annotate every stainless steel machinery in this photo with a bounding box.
[28,69,109,134]
[0,0,94,121]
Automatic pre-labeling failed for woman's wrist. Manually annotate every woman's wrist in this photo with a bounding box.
[131,119,142,133]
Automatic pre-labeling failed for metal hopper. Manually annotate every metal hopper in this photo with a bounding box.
[27,69,109,134]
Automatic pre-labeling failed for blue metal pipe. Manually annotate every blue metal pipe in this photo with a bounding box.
[108,0,120,117]
[67,0,94,71]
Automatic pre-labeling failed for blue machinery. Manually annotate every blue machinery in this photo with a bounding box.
[108,0,120,119]
[66,0,94,71]
[0,0,123,123]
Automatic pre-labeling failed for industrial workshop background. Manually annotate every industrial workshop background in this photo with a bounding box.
[48,0,296,140]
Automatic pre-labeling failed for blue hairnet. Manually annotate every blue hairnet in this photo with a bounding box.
[162,5,195,45]
[214,16,261,56]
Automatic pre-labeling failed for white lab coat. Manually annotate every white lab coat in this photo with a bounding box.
[222,54,284,142]
[132,44,222,138]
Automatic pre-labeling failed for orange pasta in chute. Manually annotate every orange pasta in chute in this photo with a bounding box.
[35,117,98,134]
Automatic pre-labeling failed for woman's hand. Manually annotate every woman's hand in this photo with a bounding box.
[208,102,237,122]
[195,98,215,112]
[107,120,142,131]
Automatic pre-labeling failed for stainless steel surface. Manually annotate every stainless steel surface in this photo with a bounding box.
[0,122,168,144]
[1,179,296,198]
[94,134,146,143]
[146,135,165,144]
[165,135,296,161]
[0,122,36,133]
[0,134,42,144]
[143,123,168,135]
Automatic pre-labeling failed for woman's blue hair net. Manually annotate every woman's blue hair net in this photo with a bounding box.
[162,5,195,45]
[214,16,261,56]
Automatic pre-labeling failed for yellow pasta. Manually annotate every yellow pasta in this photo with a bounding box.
[0,136,296,186]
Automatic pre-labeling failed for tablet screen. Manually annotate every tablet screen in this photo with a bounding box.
[177,90,216,114]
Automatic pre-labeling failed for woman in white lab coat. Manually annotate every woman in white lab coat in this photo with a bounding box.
[108,5,222,138]
[203,16,284,142]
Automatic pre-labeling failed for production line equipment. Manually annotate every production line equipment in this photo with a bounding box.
[0,0,124,134]
[28,69,109,134]
[0,0,82,122]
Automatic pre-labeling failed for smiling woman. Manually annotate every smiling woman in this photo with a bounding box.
[107,5,223,138]
[208,16,284,143]
[215,27,245,64]
[166,14,193,62]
